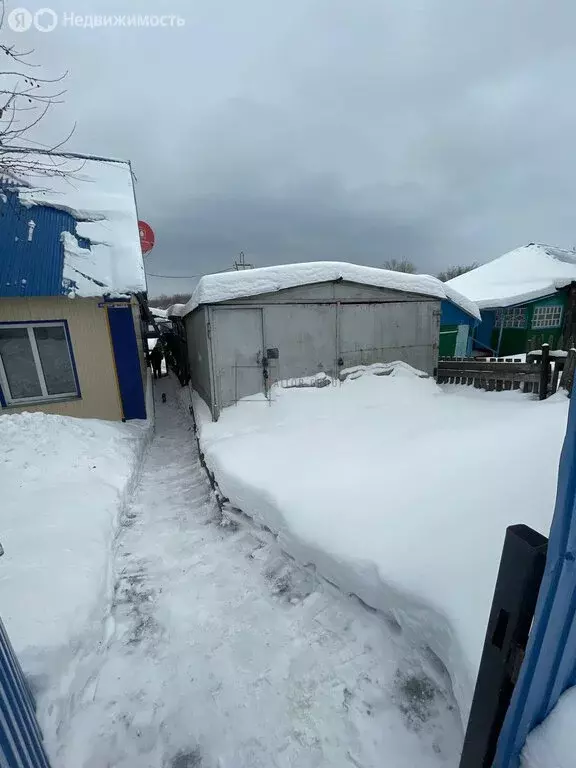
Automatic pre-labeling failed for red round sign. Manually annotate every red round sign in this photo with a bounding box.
[138,220,155,254]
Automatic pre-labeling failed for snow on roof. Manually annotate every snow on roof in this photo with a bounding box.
[447,243,576,309]
[177,262,480,319]
[149,306,168,319]
[166,303,187,317]
[13,150,146,297]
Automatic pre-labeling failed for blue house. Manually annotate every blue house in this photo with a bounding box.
[0,150,148,421]
[439,288,481,357]
[448,244,576,357]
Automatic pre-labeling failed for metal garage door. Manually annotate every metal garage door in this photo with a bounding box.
[337,301,438,374]
[210,308,264,410]
[263,304,338,382]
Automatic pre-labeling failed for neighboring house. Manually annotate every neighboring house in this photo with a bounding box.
[439,287,481,357]
[171,262,479,419]
[0,151,148,421]
[448,243,576,357]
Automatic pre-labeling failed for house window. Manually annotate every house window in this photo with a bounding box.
[531,305,563,329]
[0,322,78,405]
[495,307,527,329]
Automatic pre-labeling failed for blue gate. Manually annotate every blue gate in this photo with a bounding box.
[0,616,51,767]
[494,383,576,767]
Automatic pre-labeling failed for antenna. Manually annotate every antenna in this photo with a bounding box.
[233,251,254,271]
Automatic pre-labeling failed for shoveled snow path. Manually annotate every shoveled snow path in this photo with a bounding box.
[55,380,462,768]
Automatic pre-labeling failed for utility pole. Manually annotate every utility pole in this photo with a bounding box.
[233,251,254,271]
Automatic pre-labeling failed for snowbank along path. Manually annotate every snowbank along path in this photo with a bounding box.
[50,379,462,768]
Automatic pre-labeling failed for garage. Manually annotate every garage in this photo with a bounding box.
[176,262,475,419]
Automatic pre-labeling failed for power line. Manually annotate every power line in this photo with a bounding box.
[146,266,236,279]
[146,256,256,280]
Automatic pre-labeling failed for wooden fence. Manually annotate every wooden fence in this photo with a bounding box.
[437,347,576,399]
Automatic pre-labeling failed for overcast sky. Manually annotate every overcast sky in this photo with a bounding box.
[6,0,576,297]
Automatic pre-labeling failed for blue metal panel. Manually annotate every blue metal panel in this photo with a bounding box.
[0,615,51,767]
[0,191,81,297]
[494,380,576,767]
[107,303,146,420]
[474,310,496,352]
[441,300,478,327]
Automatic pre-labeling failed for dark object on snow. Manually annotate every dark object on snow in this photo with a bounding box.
[459,524,547,768]
[150,344,163,379]
[162,393,167,403]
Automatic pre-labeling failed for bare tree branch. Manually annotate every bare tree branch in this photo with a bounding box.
[437,264,478,282]
[0,0,74,191]
[382,258,417,274]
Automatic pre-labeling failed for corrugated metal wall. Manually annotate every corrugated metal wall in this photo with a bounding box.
[0,192,77,298]
[0,616,51,767]
[0,297,123,420]
[186,308,213,409]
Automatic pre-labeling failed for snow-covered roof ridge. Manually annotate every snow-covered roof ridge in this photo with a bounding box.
[11,149,146,298]
[178,262,480,319]
[447,243,576,309]
[166,303,187,317]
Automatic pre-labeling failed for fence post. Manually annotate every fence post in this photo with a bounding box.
[559,348,576,396]
[539,344,550,401]
[458,525,548,768]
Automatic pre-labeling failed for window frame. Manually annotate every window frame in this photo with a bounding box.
[0,320,80,406]
[531,304,563,330]
[495,306,527,329]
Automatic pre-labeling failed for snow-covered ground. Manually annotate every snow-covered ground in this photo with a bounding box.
[193,365,569,727]
[44,380,462,767]
[0,409,149,687]
[521,687,576,768]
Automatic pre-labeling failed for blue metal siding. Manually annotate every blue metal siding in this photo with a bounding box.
[494,379,576,767]
[107,304,146,420]
[0,616,51,767]
[440,300,478,327]
[0,192,79,297]
[474,310,496,352]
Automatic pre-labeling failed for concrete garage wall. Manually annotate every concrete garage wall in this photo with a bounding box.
[0,296,123,420]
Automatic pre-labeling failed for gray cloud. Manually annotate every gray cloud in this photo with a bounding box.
[5,0,576,298]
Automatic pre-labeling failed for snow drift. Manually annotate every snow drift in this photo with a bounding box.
[0,410,150,680]
[192,365,568,726]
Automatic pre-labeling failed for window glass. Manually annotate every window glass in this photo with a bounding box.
[495,307,527,329]
[34,326,77,395]
[532,305,563,329]
[0,327,42,399]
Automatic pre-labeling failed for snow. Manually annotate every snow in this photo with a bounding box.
[0,409,150,680]
[178,262,480,320]
[149,306,168,319]
[166,302,186,317]
[521,686,576,768]
[192,365,569,726]
[447,243,576,309]
[14,151,146,297]
[43,381,463,767]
